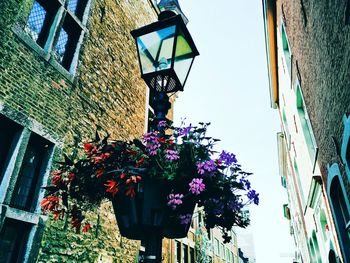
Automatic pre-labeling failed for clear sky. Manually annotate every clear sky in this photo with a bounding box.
[173,1,296,262]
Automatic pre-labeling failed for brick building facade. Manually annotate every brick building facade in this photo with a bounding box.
[0,0,157,261]
[263,0,350,262]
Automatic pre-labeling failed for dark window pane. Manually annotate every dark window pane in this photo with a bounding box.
[53,14,81,70]
[10,133,52,212]
[68,0,79,14]
[190,247,195,263]
[0,218,31,263]
[0,116,22,184]
[183,244,188,263]
[26,1,46,41]
[55,28,69,63]
[25,0,60,47]
[68,0,87,20]
[176,241,181,263]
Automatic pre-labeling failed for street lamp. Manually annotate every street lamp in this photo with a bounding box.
[131,7,199,121]
[130,1,198,262]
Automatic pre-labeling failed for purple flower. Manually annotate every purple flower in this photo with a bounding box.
[240,178,251,190]
[167,193,184,210]
[197,160,216,175]
[143,132,161,155]
[143,132,158,142]
[165,149,180,160]
[189,178,205,195]
[178,124,193,136]
[218,150,237,166]
[147,143,160,156]
[157,120,167,128]
[179,213,193,225]
[247,189,259,205]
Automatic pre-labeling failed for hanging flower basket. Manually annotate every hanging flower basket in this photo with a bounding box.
[112,175,196,239]
[41,121,259,243]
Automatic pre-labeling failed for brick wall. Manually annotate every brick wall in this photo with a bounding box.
[0,0,157,261]
[278,0,350,196]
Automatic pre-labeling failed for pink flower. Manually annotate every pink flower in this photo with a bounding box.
[167,193,184,210]
[189,178,205,195]
[165,150,179,160]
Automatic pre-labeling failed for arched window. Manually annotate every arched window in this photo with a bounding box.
[311,231,322,263]
[341,114,350,180]
[309,239,316,262]
[327,164,350,263]
[328,249,337,263]
[319,209,328,241]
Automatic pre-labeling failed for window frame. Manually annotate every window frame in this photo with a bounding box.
[13,0,92,80]
[0,113,57,262]
[295,80,318,172]
[341,113,350,180]
[280,23,292,76]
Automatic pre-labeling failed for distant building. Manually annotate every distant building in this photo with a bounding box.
[263,0,350,262]
[235,210,256,263]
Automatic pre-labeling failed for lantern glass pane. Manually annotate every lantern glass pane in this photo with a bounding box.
[174,57,193,85]
[173,28,194,85]
[137,25,176,74]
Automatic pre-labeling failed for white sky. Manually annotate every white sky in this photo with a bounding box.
[173,1,295,262]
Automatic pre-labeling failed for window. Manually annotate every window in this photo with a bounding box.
[0,218,32,263]
[176,241,181,263]
[295,82,317,166]
[182,244,188,263]
[190,247,195,263]
[293,159,306,207]
[281,24,291,75]
[341,114,350,178]
[346,0,350,25]
[0,114,55,260]
[282,109,291,149]
[311,231,322,263]
[24,0,90,72]
[25,0,60,47]
[10,133,52,211]
[0,116,22,184]
[221,243,224,259]
[327,163,350,263]
[214,238,220,256]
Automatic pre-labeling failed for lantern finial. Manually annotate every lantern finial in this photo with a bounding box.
[157,0,188,24]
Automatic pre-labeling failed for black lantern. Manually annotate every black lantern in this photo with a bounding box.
[131,13,199,94]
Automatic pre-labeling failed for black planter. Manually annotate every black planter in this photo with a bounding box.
[112,176,195,240]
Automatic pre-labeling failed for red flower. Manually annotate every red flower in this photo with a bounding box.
[126,175,142,184]
[136,157,145,167]
[157,137,166,144]
[84,143,94,153]
[68,172,76,181]
[125,185,136,198]
[40,196,60,212]
[71,217,82,232]
[104,180,119,196]
[83,223,92,233]
[52,210,64,220]
[126,149,138,157]
[92,152,111,163]
[96,168,104,178]
[120,173,126,179]
[52,175,62,186]
[51,171,63,176]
